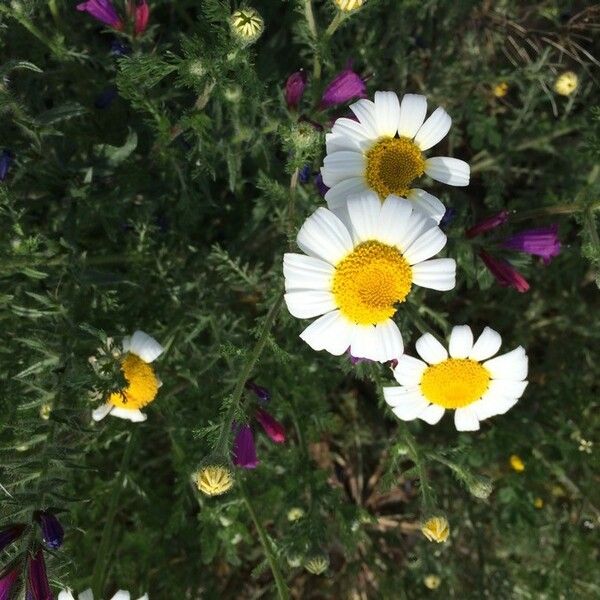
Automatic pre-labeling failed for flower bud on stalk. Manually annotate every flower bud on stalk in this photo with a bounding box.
[194,456,234,497]
[27,549,52,600]
[35,510,65,550]
[421,516,450,543]
[230,7,264,45]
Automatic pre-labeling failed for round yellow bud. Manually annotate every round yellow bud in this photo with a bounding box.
[421,516,450,543]
[230,7,264,44]
[533,497,544,509]
[509,454,525,472]
[39,403,53,420]
[493,82,509,98]
[423,574,441,590]
[333,0,364,11]
[304,554,329,575]
[287,507,305,522]
[195,464,234,497]
[554,71,578,96]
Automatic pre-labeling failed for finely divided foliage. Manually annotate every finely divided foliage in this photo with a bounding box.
[0,1,598,599]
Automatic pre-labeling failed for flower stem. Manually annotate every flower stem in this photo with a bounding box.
[303,0,321,80]
[240,481,290,600]
[398,422,434,511]
[510,200,600,223]
[325,12,344,37]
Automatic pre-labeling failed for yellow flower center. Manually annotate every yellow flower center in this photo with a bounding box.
[108,353,159,410]
[365,136,425,199]
[196,466,234,497]
[420,358,490,409]
[332,240,412,325]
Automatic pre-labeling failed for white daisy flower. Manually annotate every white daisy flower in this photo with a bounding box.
[283,193,456,362]
[59,590,148,600]
[92,330,164,423]
[321,91,470,224]
[383,325,528,431]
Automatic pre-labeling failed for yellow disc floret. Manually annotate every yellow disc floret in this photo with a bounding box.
[196,465,234,497]
[420,358,490,409]
[332,241,412,325]
[365,136,425,199]
[108,353,159,410]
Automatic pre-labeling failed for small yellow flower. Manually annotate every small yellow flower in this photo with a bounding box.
[423,574,441,590]
[196,465,234,497]
[333,0,365,11]
[509,454,525,472]
[287,507,305,522]
[533,497,544,509]
[421,516,449,543]
[554,71,578,96]
[304,554,329,575]
[39,403,53,420]
[493,82,509,98]
[230,7,264,44]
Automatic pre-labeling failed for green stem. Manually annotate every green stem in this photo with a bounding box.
[325,12,344,37]
[240,482,290,600]
[398,422,434,511]
[510,200,600,223]
[90,430,138,596]
[303,0,321,80]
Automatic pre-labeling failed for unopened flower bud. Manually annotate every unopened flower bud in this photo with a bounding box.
[35,510,64,549]
[304,553,329,575]
[468,476,493,500]
[421,516,449,543]
[554,71,578,96]
[333,0,365,12]
[195,461,234,497]
[287,507,305,522]
[230,7,264,45]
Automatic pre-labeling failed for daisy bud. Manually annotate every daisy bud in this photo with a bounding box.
[27,549,51,600]
[0,523,27,552]
[287,507,305,522]
[333,0,365,12]
[479,250,530,293]
[423,575,441,590]
[509,454,525,472]
[285,70,307,111]
[76,0,123,30]
[230,7,264,45]
[554,71,578,96]
[0,149,13,182]
[245,380,271,403]
[286,553,303,568]
[534,497,544,509]
[502,224,561,265]
[232,423,259,469]
[304,553,329,575]
[466,210,510,238]
[421,516,450,543]
[467,476,493,500]
[320,67,367,109]
[255,408,285,444]
[195,461,234,497]
[35,510,65,550]
[0,567,19,599]
[492,82,509,98]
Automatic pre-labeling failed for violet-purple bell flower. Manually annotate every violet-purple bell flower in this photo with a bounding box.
[0,567,20,600]
[319,67,367,109]
[0,149,13,182]
[0,523,27,552]
[439,207,456,230]
[285,70,307,111]
[502,224,561,265]
[76,0,123,30]
[245,380,271,403]
[466,210,510,238]
[299,165,311,184]
[27,549,52,600]
[255,408,285,444]
[479,250,530,293]
[315,173,329,198]
[35,510,64,550]
[232,424,259,469]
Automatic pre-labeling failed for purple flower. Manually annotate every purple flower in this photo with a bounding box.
[320,67,367,109]
[439,207,456,230]
[285,70,307,110]
[0,567,19,600]
[299,165,311,184]
[232,424,259,469]
[110,39,131,57]
[35,511,64,550]
[255,408,285,444]
[479,250,530,293]
[466,210,510,238]
[76,0,123,29]
[502,224,561,264]
[0,149,13,182]
[0,523,27,552]
[245,380,270,403]
[315,173,329,197]
[131,0,150,35]
[27,549,52,600]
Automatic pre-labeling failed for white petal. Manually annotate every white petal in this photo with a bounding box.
[325,132,360,154]
[469,327,502,361]
[402,225,447,265]
[407,188,446,224]
[347,192,382,243]
[58,592,76,600]
[394,209,436,254]
[136,596,149,600]
[296,207,353,265]
[415,332,448,364]
[325,178,368,211]
[484,346,528,380]
[470,397,499,421]
[92,403,112,422]
[331,117,374,150]
[490,396,520,415]
[418,403,445,425]
[488,379,528,399]
[375,195,414,248]
[299,310,353,356]
[321,151,366,187]
[284,290,336,319]
[78,589,94,600]
[387,389,429,420]
[109,408,147,422]
[374,319,404,362]
[454,407,480,431]
[128,330,164,363]
[398,93,427,138]
[349,98,378,137]
[414,106,452,151]
[448,325,474,358]
[411,259,456,291]
[349,325,380,362]
[425,157,470,187]
[283,253,334,292]
[110,593,131,600]
[374,91,401,137]
[393,354,428,386]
